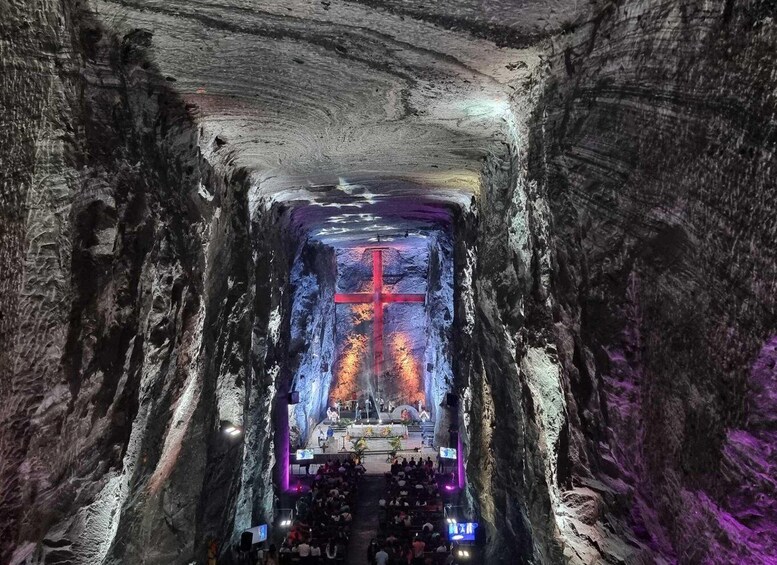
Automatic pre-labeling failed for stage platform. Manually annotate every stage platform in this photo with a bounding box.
[298,420,437,474]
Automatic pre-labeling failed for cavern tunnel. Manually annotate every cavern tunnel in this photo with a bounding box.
[2,0,777,564]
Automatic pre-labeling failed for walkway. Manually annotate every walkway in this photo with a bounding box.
[346,475,383,565]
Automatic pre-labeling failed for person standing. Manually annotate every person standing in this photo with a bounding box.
[367,539,378,564]
[310,542,321,564]
[207,540,218,565]
[264,544,278,565]
[326,425,334,449]
[297,540,311,564]
[325,539,338,562]
[375,547,390,565]
[412,535,426,565]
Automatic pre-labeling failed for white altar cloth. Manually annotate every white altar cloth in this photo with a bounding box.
[347,424,407,438]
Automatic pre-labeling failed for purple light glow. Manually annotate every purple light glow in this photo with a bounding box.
[276,396,291,492]
[445,485,456,492]
[457,431,465,489]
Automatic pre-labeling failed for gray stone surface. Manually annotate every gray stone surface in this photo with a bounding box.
[1,0,776,564]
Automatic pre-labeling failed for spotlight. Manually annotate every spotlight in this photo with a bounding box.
[223,425,242,437]
[445,485,456,491]
[278,508,294,529]
[456,549,471,559]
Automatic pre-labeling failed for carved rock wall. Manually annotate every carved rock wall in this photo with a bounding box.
[509,0,777,562]
[0,4,286,563]
[3,0,777,564]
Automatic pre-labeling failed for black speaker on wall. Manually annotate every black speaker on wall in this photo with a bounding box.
[240,531,253,551]
[288,391,300,404]
[446,393,458,408]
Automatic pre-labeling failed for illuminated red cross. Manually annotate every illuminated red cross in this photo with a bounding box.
[334,248,425,377]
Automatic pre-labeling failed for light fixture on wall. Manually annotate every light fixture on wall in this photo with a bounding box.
[222,423,242,437]
[278,508,294,528]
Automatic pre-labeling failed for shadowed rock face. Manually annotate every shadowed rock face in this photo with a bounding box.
[528,2,777,561]
[1,0,776,564]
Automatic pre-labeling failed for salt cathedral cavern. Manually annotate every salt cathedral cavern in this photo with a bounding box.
[2,0,776,564]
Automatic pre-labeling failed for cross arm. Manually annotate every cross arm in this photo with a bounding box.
[381,294,425,303]
[334,293,373,303]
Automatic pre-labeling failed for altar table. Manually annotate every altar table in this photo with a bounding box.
[346,424,407,438]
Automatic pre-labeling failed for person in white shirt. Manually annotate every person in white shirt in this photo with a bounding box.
[375,548,390,565]
[325,539,338,561]
[297,542,311,557]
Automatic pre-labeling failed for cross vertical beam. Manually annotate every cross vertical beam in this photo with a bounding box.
[372,249,384,379]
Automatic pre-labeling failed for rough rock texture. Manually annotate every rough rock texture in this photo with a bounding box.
[0,3,286,563]
[3,0,777,563]
[287,240,336,444]
[454,2,777,563]
[422,232,455,438]
[519,0,777,562]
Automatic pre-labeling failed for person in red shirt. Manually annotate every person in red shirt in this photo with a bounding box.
[411,535,426,564]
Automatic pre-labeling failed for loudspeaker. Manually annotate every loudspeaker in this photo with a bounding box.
[240,531,253,551]
[446,393,458,408]
[288,391,300,404]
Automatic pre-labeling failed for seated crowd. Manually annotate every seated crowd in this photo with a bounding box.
[367,456,456,565]
[279,457,365,564]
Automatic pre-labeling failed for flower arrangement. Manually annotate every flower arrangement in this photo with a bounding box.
[351,437,368,463]
[387,436,403,463]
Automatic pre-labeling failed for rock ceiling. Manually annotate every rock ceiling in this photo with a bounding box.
[96,0,581,243]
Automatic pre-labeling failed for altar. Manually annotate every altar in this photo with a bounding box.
[347,423,408,438]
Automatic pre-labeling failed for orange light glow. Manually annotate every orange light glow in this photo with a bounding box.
[330,333,367,404]
[390,333,425,406]
[351,302,373,325]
